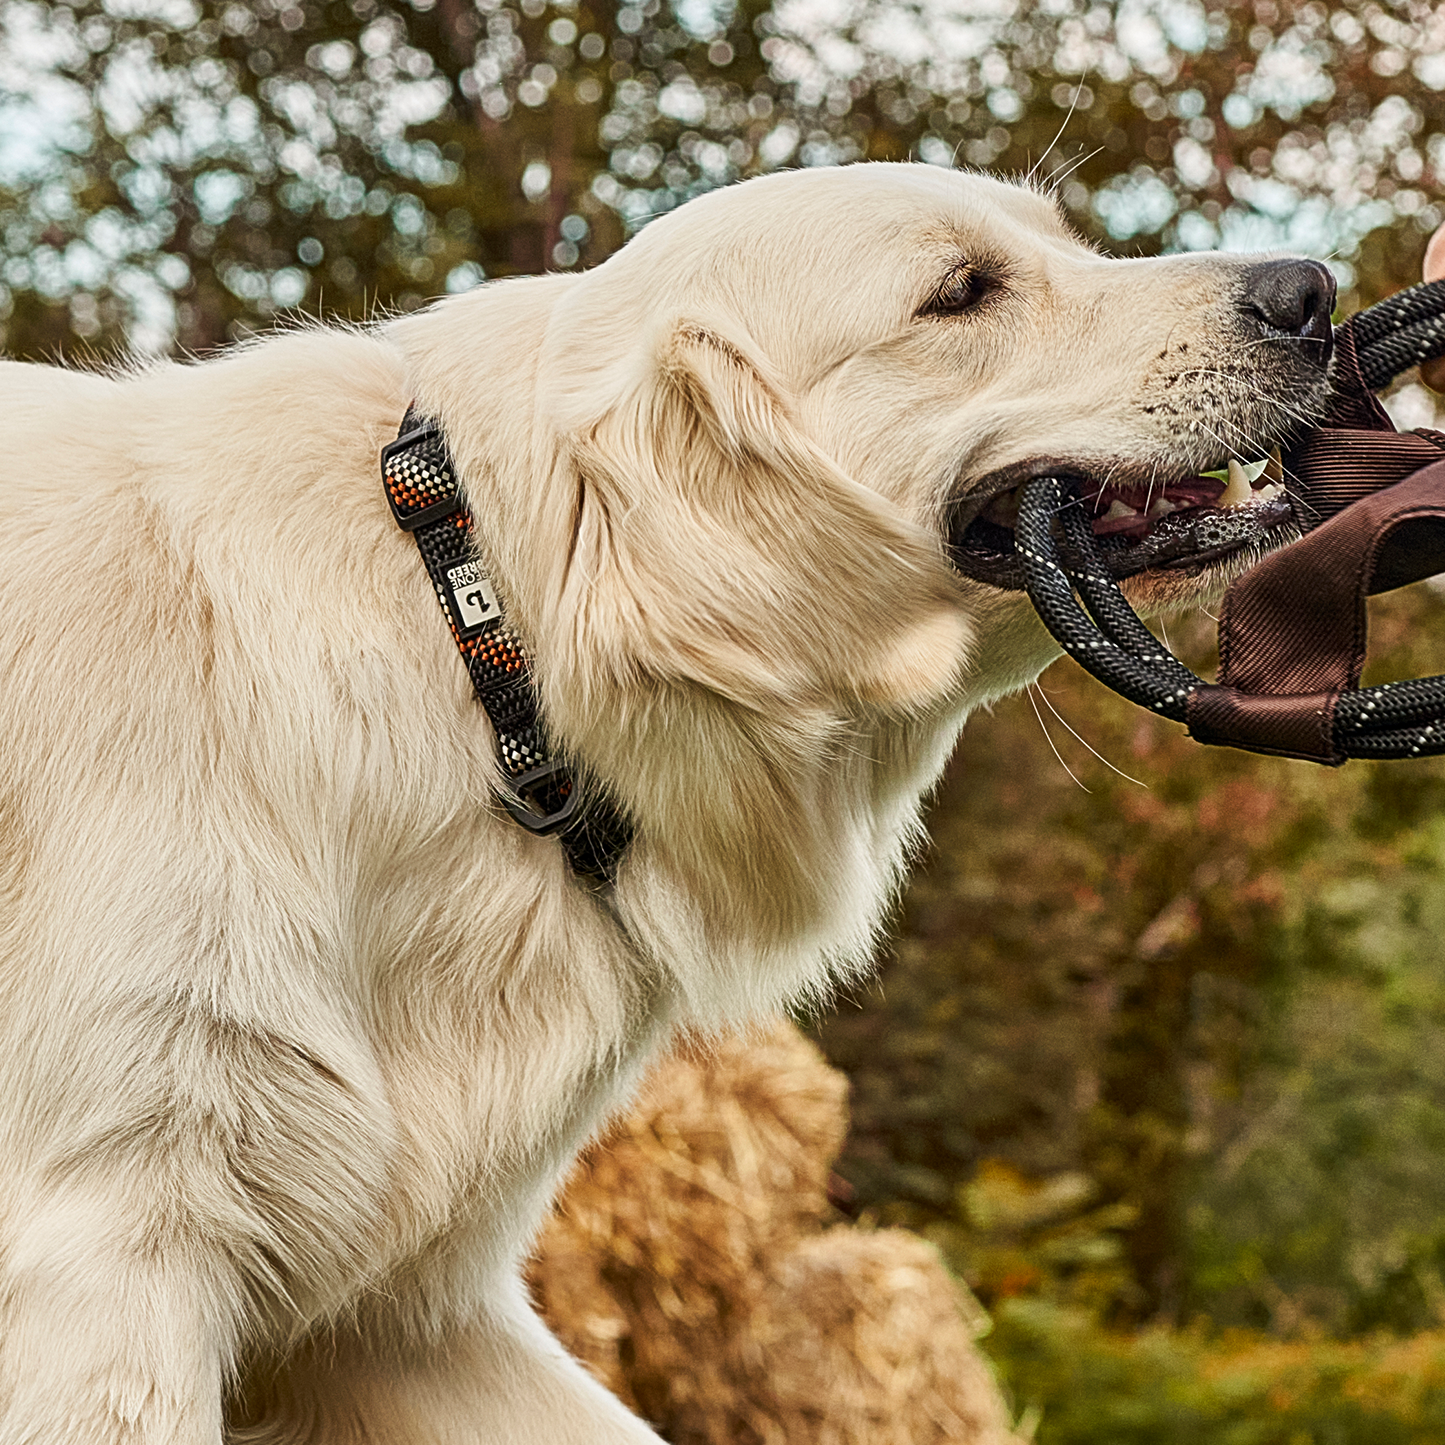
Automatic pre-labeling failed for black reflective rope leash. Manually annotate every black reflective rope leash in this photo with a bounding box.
[1019,473,1445,759]
[1351,278,1445,391]
[382,408,630,881]
[1016,279,1445,764]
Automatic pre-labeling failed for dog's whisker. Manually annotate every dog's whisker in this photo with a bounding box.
[1027,81,1089,188]
[1216,334,1333,353]
[1144,460,1159,513]
[1166,367,1321,431]
[1033,683,1148,788]
[1191,420,1249,464]
[1194,401,1307,461]
[1203,421,1270,460]
[1045,145,1103,192]
[1027,684,1092,792]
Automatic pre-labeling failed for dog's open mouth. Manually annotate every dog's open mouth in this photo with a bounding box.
[949,448,1296,590]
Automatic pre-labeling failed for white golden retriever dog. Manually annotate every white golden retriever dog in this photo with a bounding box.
[0,163,1332,1442]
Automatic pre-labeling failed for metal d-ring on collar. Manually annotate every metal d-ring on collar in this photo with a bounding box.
[381,409,631,882]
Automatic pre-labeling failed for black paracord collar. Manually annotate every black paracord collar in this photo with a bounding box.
[1016,279,1445,765]
[382,408,630,882]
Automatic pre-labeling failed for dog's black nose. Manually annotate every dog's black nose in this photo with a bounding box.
[1240,259,1336,344]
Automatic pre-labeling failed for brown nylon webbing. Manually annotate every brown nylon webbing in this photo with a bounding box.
[1184,316,1445,761]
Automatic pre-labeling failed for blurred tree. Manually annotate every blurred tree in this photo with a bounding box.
[6,0,1445,358]
[818,583,1445,1332]
[817,607,1325,1322]
[0,0,775,352]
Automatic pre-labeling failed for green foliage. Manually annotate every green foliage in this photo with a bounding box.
[1187,859,1445,1336]
[918,1160,1145,1318]
[818,583,1445,1334]
[987,1303,1445,1444]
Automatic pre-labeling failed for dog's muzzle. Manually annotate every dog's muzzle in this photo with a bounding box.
[1017,279,1445,765]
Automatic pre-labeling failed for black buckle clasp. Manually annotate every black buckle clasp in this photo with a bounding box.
[499,758,583,836]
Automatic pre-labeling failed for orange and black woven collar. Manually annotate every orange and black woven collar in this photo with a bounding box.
[382,408,629,882]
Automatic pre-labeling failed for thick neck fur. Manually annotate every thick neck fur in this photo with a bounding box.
[0,272,973,1395]
[0,325,665,1333]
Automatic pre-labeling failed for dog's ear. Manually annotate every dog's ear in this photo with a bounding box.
[560,317,970,713]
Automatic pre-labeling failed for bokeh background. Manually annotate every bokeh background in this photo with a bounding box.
[9,0,1445,1436]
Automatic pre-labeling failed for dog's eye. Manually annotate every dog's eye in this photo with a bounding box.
[918,263,1000,318]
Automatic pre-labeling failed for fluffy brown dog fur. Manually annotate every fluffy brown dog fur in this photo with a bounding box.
[0,163,1326,1442]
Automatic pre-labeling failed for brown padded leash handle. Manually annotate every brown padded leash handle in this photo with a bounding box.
[1185,318,1445,762]
[1187,455,1445,761]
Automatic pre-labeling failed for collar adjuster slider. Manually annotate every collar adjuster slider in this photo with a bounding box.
[382,419,462,532]
[500,759,584,836]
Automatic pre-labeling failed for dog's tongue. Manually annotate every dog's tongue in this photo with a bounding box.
[1084,453,1287,539]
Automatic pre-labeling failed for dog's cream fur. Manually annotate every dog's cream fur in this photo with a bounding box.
[0,164,1318,1442]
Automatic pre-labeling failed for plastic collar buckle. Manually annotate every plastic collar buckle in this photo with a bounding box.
[381,418,460,532]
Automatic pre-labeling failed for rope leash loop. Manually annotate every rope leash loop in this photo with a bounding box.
[1017,470,1445,765]
[1015,477,1200,722]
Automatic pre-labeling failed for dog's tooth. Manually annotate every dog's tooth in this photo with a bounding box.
[1219,459,1254,509]
[1104,499,1140,521]
[1254,482,1285,504]
[1147,497,1177,519]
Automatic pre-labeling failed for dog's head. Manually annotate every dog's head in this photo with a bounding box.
[398,163,1334,999]
[539,163,1331,717]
